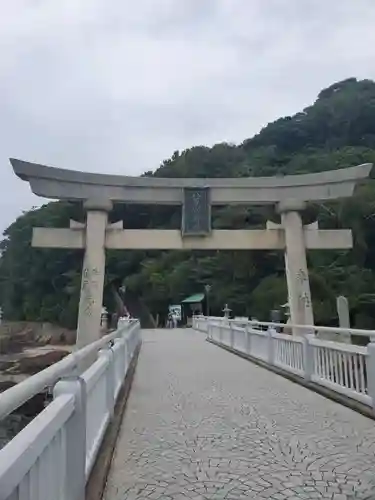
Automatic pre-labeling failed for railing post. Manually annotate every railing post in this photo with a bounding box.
[122,332,129,374]
[136,323,141,348]
[229,322,234,348]
[98,347,115,417]
[130,327,137,358]
[366,340,375,409]
[130,326,138,358]
[302,333,315,381]
[133,327,138,353]
[53,376,86,500]
[125,335,131,367]
[246,325,252,355]
[114,337,126,390]
[115,324,124,339]
[267,327,275,365]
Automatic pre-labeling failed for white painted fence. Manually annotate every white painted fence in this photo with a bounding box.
[195,317,375,409]
[192,315,209,333]
[0,319,141,500]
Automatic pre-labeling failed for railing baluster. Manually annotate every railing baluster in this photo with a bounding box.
[286,341,289,367]
[316,346,323,378]
[348,354,354,389]
[288,342,294,366]
[359,354,366,393]
[324,348,329,380]
[366,342,375,405]
[325,347,330,380]
[337,352,344,385]
[320,348,325,379]
[291,342,294,368]
[327,348,332,381]
[326,348,332,381]
[297,342,301,370]
[343,352,349,388]
[284,340,286,366]
[353,354,360,392]
[320,348,324,377]
[333,350,339,385]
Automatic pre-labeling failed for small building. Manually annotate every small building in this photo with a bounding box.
[181,293,206,326]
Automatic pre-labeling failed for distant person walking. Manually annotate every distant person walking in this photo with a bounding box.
[171,312,178,329]
[167,312,173,328]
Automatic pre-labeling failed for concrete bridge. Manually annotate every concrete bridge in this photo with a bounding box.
[1,318,375,500]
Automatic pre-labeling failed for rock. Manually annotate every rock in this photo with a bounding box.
[0,378,47,416]
[0,414,33,449]
[0,359,16,372]
[0,380,16,393]
[18,350,70,375]
[0,321,76,355]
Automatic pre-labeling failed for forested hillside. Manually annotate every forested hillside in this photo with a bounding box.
[1,77,375,328]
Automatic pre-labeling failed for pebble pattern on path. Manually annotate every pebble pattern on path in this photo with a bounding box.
[104,329,375,500]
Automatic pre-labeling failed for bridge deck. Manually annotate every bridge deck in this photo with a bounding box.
[104,329,375,500]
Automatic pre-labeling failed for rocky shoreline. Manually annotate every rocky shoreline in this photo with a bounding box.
[0,321,76,450]
[0,379,52,450]
[0,414,34,449]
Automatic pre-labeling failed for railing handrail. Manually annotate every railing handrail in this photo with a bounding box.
[194,316,375,410]
[309,336,368,354]
[0,320,139,420]
[208,316,375,338]
[271,331,304,342]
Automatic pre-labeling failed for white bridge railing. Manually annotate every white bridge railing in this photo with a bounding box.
[193,316,375,410]
[0,319,141,500]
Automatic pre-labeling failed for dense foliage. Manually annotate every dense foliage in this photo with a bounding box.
[1,78,375,328]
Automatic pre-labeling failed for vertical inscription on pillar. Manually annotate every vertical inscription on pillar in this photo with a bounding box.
[182,187,211,236]
[81,266,100,317]
[296,267,312,313]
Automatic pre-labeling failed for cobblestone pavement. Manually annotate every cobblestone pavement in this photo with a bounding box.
[104,329,375,500]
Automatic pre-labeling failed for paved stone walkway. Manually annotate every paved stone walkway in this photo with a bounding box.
[104,329,375,500]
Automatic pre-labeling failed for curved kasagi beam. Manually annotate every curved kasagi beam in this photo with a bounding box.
[9,158,373,205]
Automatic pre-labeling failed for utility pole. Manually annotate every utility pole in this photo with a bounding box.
[204,284,211,317]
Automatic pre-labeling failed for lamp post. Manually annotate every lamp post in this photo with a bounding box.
[204,284,211,317]
[119,284,128,316]
[223,303,231,319]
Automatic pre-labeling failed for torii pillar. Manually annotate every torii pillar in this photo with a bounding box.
[278,200,314,330]
[76,198,112,349]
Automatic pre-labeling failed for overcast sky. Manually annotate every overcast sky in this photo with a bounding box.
[1,0,375,235]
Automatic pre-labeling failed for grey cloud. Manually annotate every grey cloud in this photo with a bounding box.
[1,0,375,235]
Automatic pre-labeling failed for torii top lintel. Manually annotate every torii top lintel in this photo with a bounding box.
[10,158,372,205]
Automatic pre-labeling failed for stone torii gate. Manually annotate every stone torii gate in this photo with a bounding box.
[10,159,372,344]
